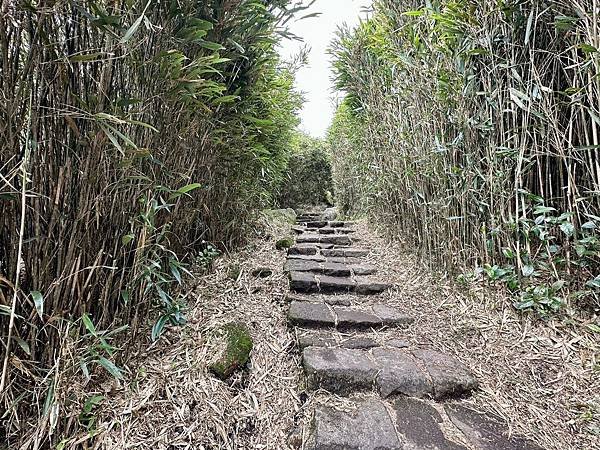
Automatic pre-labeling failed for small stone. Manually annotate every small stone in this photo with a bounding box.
[323,296,352,307]
[351,264,377,275]
[289,271,317,292]
[387,339,410,349]
[322,248,368,257]
[372,304,414,325]
[288,245,318,256]
[317,275,356,293]
[355,281,392,295]
[289,301,335,327]
[303,347,377,394]
[251,266,273,278]
[394,397,467,449]
[340,336,378,349]
[308,400,401,450]
[372,348,433,398]
[284,259,322,273]
[335,308,382,329]
[317,227,336,234]
[411,349,478,399]
[445,404,543,450]
[322,207,338,221]
[304,221,328,228]
[298,332,338,349]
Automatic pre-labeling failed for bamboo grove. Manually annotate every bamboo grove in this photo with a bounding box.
[329,0,600,313]
[0,0,304,445]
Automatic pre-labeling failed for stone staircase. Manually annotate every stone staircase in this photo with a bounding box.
[285,211,543,450]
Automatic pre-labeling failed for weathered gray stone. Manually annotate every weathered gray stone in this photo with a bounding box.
[288,245,318,256]
[298,331,338,349]
[322,207,338,221]
[317,275,356,293]
[303,347,377,394]
[289,301,335,327]
[411,349,478,399]
[372,305,414,325]
[291,225,306,234]
[319,235,353,246]
[322,248,368,257]
[335,308,382,329]
[321,263,352,277]
[322,296,352,307]
[355,281,392,295]
[328,221,355,228]
[289,271,318,293]
[326,256,364,265]
[394,397,467,450]
[251,266,273,278]
[304,220,328,228]
[340,336,379,349]
[372,348,434,398]
[317,227,336,234]
[351,264,377,275]
[445,404,543,450]
[308,400,401,450]
[386,339,410,349]
[284,259,322,273]
[287,254,326,262]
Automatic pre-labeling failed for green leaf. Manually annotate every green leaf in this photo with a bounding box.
[120,1,151,44]
[82,313,97,336]
[559,222,575,237]
[522,265,535,277]
[122,234,135,245]
[151,315,170,341]
[579,43,598,54]
[176,183,202,195]
[586,324,600,333]
[97,356,123,379]
[14,336,31,355]
[31,291,44,319]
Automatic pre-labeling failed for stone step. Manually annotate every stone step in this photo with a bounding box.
[328,220,354,228]
[305,397,542,450]
[285,293,352,307]
[287,243,334,256]
[301,220,328,228]
[284,259,377,276]
[303,346,477,399]
[289,272,391,294]
[296,234,353,246]
[288,301,413,329]
[298,330,379,350]
[321,248,368,257]
[317,227,356,235]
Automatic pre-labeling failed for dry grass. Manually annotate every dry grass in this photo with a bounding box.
[355,220,599,450]
[79,219,304,450]
[43,217,598,450]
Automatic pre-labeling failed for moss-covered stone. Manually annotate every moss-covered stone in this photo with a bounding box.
[276,237,294,250]
[209,323,253,380]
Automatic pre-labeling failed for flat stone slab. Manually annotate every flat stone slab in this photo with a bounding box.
[287,254,326,262]
[326,256,364,265]
[303,347,377,394]
[322,248,368,257]
[289,271,317,292]
[285,260,353,277]
[318,274,356,292]
[445,404,543,450]
[303,220,328,228]
[289,302,413,329]
[298,332,378,350]
[411,349,478,399]
[355,280,392,295]
[302,347,476,399]
[289,302,335,327]
[328,221,354,228]
[394,397,467,449]
[297,234,352,246]
[307,400,401,450]
[373,348,433,398]
[288,245,318,256]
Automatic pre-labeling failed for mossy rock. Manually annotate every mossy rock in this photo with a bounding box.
[276,237,294,250]
[209,323,253,380]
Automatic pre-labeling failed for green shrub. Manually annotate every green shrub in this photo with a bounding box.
[278,132,334,208]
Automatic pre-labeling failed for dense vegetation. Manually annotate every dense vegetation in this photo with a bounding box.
[329,0,600,314]
[278,132,334,208]
[0,0,304,445]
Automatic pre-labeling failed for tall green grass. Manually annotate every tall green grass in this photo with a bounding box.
[329,0,599,312]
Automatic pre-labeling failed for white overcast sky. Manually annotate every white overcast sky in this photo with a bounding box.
[278,0,372,137]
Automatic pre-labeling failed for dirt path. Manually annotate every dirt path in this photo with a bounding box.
[94,215,598,449]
